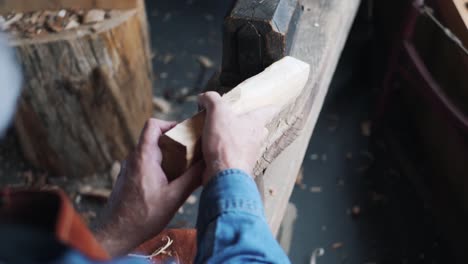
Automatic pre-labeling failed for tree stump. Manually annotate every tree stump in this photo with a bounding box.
[10,5,153,178]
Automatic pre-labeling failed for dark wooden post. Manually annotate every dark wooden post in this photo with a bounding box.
[220,0,301,87]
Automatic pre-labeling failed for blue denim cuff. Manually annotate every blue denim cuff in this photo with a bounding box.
[58,250,149,264]
[196,169,264,234]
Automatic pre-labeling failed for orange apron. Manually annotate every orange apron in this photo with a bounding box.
[0,189,197,263]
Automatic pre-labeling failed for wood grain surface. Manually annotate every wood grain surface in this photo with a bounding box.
[13,8,153,177]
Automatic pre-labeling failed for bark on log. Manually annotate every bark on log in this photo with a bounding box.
[12,8,153,177]
[160,56,310,181]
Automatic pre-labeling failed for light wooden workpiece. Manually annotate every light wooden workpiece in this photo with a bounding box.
[160,56,310,181]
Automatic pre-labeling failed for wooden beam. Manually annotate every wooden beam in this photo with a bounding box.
[261,0,361,234]
[0,0,137,14]
[160,56,310,181]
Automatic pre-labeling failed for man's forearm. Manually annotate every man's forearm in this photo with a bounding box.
[195,169,291,263]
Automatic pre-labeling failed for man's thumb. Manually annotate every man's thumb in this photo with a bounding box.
[198,91,222,111]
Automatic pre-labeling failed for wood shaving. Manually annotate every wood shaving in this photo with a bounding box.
[2,13,23,31]
[84,9,106,24]
[184,95,198,102]
[361,120,372,137]
[197,55,214,68]
[75,194,82,204]
[351,205,361,216]
[152,97,172,113]
[309,186,322,193]
[128,236,174,259]
[162,53,174,64]
[309,154,318,160]
[186,195,197,204]
[57,10,67,18]
[295,167,304,186]
[1,8,113,38]
[331,242,343,250]
[65,20,80,30]
[78,185,111,200]
[160,72,168,79]
[110,161,121,185]
[310,248,325,264]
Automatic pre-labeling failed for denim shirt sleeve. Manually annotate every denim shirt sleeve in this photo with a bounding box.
[195,169,291,264]
[53,250,149,264]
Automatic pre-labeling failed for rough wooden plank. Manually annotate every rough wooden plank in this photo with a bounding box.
[160,56,310,181]
[261,0,361,234]
[0,0,137,14]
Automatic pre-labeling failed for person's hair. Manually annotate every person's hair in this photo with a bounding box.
[0,34,22,136]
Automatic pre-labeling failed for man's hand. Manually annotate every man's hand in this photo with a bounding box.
[95,119,203,257]
[199,92,276,185]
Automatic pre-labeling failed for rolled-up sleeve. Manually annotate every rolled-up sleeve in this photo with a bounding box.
[195,169,291,264]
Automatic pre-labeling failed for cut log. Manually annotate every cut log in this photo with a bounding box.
[13,5,153,178]
[160,56,310,180]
